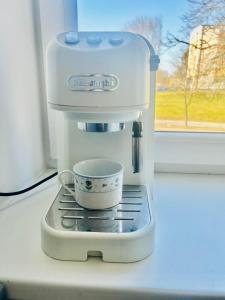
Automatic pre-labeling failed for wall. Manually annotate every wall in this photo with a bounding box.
[0,0,46,191]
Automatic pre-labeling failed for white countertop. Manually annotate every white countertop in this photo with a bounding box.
[1,173,225,300]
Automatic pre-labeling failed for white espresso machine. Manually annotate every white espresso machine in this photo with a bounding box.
[41,31,159,262]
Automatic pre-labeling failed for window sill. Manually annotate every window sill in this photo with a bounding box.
[155,131,225,174]
[0,172,225,299]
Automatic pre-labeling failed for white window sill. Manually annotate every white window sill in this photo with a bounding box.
[0,172,225,299]
[155,131,225,174]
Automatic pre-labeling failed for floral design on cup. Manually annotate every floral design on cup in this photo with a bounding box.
[85,180,92,190]
[58,159,123,209]
[74,175,122,193]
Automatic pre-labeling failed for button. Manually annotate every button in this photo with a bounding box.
[65,32,79,45]
[87,37,102,46]
[108,38,124,46]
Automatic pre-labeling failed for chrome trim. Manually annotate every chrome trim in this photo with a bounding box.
[67,74,119,92]
[77,122,125,133]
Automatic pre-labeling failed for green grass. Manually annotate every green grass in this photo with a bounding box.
[155,91,225,132]
[156,91,225,132]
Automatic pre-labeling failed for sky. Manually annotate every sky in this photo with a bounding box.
[77,0,190,72]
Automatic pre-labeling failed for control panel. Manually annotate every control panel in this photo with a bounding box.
[60,32,125,49]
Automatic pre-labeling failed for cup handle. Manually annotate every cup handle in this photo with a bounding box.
[58,170,75,195]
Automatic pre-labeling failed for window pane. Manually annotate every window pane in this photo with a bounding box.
[77,0,225,132]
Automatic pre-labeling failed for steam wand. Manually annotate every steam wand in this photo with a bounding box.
[132,121,143,173]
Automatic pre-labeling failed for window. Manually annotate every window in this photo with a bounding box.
[77,0,225,133]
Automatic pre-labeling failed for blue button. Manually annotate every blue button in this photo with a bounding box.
[65,32,79,45]
[109,38,124,46]
[87,37,102,46]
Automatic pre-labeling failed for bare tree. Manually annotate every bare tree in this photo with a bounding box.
[167,0,225,48]
[123,16,162,53]
[166,0,225,127]
[157,70,170,90]
[169,49,194,126]
[181,0,225,36]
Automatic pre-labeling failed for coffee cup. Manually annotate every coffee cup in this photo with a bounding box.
[58,159,123,209]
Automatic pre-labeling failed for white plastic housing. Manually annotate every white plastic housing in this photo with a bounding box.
[46,32,150,122]
[42,31,158,263]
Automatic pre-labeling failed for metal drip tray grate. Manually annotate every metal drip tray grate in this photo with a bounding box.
[45,185,150,233]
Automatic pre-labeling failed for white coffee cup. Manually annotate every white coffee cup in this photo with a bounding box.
[58,159,123,209]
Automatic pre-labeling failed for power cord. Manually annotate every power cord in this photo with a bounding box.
[0,172,58,196]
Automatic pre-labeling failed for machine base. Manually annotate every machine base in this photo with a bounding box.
[41,185,154,262]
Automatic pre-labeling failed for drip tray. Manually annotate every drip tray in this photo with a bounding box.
[45,185,150,233]
[41,185,154,262]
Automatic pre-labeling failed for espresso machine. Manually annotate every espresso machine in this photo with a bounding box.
[41,31,159,262]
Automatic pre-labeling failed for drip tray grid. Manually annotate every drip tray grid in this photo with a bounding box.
[45,185,150,233]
